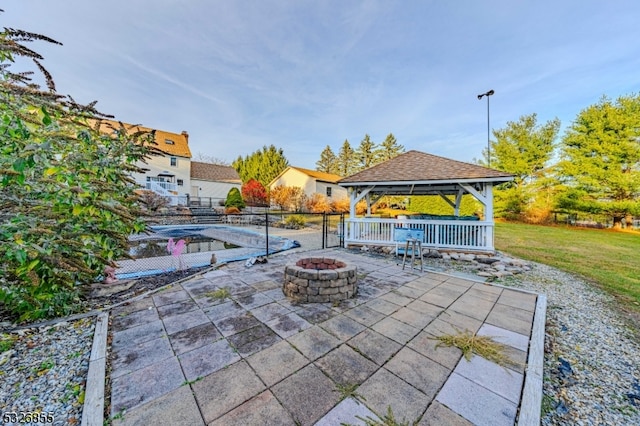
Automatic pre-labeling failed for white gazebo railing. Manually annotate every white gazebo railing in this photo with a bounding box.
[344,218,494,252]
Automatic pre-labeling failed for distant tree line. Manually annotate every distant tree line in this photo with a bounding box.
[485,93,640,227]
[316,133,405,176]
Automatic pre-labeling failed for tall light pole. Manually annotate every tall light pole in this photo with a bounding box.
[477,89,494,167]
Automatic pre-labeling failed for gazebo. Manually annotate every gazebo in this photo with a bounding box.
[338,150,514,252]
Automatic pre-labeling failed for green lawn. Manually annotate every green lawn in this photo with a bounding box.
[495,222,640,312]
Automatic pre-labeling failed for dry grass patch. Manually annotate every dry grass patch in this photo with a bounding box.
[432,329,518,368]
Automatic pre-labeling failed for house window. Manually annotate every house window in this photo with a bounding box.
[170,157,177,167]
[165,139,175,145]
[177,179,184,186]
[326,187,332,197]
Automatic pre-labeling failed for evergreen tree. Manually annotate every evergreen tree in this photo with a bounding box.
[232,144,288,187]
[337,139,356,177]
[355,134,378,172]
[491,114,560,187]
[225,187,246,209]
[316,145,339,175]
[377,133,405,163]
[488,113,560,219]
[558,93,640,227]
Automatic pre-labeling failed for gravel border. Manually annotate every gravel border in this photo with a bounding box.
[1,318,95,426]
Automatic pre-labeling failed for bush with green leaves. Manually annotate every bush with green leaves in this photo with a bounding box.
[224,187,245,210]
[0,27,154,321]
[284,215,306,228]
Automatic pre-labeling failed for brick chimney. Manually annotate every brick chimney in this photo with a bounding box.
[181,131,189,144]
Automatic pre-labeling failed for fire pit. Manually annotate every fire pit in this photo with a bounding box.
[283,257,358,303]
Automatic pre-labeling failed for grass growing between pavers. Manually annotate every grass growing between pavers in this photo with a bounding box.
[352,406,419,426]
[495,222,640,313]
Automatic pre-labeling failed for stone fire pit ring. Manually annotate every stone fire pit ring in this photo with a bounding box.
[283,257,358,303]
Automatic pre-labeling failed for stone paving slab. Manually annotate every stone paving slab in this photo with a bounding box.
[105,248,542,425]
[357,368,428,422]
[271,364,341,426]
[319,314,366,341]
[314,397,379,426]
[418,401,473,426]
[315,344,378,386]
[113,385,204,426]
[477,323,529,352]
[347,328,402,366]
[178,338,241,381]
[110,336,173,378]
[385,347,450,399]
[453,354,524,404]
[436,372,518,426]
[161,308,210,335]
[287,325,342,360]
[192,360,266,423]
[169,322,222,355]
[246,340,309,386]
[111,356,185,416]
[111,319,165,349]
[209,390,296,426]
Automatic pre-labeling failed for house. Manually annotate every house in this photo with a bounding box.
[269,166,348,201]
[98,120,238,206]
[190,161,241,205]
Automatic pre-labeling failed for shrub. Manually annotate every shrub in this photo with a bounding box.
[138,190,170,212]
[305,193,332,213]
[224,206,240,214]
[355,200,368,215]
[408,195,479,216]
[330,197,350,213]
[284,215,306,228]
[0,28,153,321]
[241,179,268,207]
[225,187,245,210]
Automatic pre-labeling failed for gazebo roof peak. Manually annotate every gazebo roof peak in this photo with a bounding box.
[338,150,513,185]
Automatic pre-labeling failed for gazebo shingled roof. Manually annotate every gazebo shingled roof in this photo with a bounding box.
[339,150,512,184]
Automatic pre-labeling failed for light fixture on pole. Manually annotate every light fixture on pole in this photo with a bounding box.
[477,89,494,167]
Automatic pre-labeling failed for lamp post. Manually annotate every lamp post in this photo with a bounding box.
[477,89,494,167]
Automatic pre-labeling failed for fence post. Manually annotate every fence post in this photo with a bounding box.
[265,211,269,257]
[322,213,326,249]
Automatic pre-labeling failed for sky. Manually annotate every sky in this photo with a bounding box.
[4,1,640,169]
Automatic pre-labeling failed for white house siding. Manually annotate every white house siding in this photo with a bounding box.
[316,180,348,200]
[271,168,315,194]
[191,179,241,200]
[132,153,191,197]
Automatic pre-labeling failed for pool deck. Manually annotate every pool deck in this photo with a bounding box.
[104,248,544,426]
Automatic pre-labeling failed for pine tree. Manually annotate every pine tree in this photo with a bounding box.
[316,145,339,175]
[558,93,640,226]
[337,139,356,177]
[377,133,405,163]
[355,134,378,172]
[232,145,289,187]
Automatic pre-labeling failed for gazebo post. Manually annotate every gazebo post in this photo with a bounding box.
[484,183,494,250]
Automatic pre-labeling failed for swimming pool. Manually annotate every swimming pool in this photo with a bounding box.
[116,224,298,279]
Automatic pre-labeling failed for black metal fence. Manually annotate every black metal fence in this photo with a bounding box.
[118,212,345,278]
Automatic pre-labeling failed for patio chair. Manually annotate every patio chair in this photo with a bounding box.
[393,227,424,271]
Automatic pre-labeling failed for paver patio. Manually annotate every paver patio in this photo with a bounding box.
[109,248,541,425]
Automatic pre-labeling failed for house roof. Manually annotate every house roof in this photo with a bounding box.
[288,166,343,183]
[191,161,241,183]
[339,150,513,186]
[96,120,192,158]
